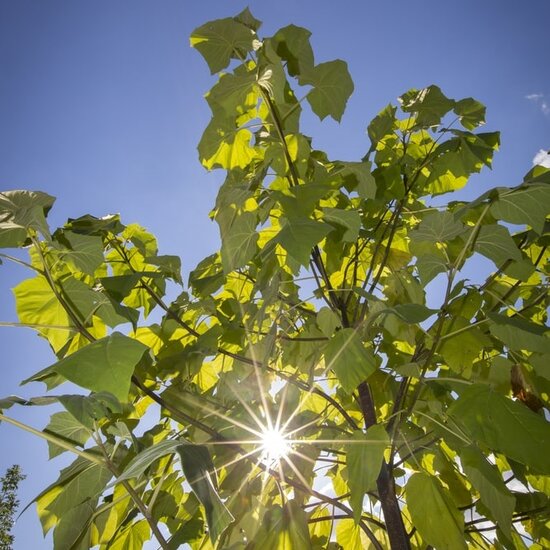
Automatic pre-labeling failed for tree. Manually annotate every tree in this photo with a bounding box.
[1,8,549,549]
[0,465,25,549]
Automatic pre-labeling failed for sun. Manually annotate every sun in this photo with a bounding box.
[260,427,291,465]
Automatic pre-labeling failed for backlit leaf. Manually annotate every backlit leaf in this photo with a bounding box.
[406,472,466,549]
[324,328,376,393]
[345,426,389,522]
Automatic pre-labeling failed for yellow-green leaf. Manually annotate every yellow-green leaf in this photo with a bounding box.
[406,472,466,549]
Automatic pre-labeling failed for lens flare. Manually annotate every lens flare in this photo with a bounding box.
[260,428,291,465]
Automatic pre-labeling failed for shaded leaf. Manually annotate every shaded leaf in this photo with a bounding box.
[299,60,354,122]
[47,333,148,401]
[190,18,254,74]
[489,313,550,354]
[44,411,91,459]
[491,184,550,234]
[217,210,258,272]
[276,218,331,267]
[114,440,182,484]
[272,24,314,77]
[177,444,234,543]
[412,211,465,243]
[0,190,55,243]
[449,384,550,473]
[322,208,361,242]
[460,445,515,535]
[453,97,486,130]
[474,224,522,266]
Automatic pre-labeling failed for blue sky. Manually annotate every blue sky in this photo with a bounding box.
[0,1,549,547]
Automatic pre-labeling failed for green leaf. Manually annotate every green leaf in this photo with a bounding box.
[272,24,314,77]
[449,384,550,473]
[341,161,376,199]
[453,97,486,130]
[13,276,72,353]
[206,68,258,119]
[389,304,437,323]
[0,190,55,243]
[190,18,254,74]
[99,274,141,302]
[316,307,341,337]
[57,392,122,429]
[217,209,258,272]
[44,411,91,459]
[276,218,331,267]
[60,276,133,329]
[490,184,550,234]
[336,519,371,549]
[367,104,397,144]
[345,426,389,523]
[324,328,376,393]
[322,207,361,242]
[198,118,257,170]
[52,500,95,550]
[489,313,550,354]
[48,333,148,401]
[474,224,522,266]
[412,211,465,243]
[439,317,491,372]
[62,231,104,275]
[406,472,466,549]
[146,254,183,285]
[460,445,515,535]
[400,85,455,127]
[114,440,182,484]
[299,60,354,122]
[108,519,150,550]
[177,444,234,543]
[415,253,448,285]
[0,395,57,412]
[40,458,112,518]
[234,7,262,32]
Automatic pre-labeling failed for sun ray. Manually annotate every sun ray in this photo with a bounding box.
[279,329,359,434]
[185,397,265,439]
[224,379,271,434]
[236,298,276,432]
[280,453,314,491]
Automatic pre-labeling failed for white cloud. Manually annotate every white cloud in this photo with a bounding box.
[526,93,550,116]
[533,149,550,168]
